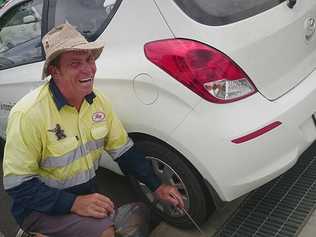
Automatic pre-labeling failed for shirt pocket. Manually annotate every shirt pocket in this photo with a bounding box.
[91,126,108,141]
[47,136,79,157]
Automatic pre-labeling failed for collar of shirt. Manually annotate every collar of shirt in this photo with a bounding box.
[49,79,96,110]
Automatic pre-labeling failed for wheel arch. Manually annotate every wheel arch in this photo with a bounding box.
[128,132,221,209]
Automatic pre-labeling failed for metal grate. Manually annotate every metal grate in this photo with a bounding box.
[215,146,316,237]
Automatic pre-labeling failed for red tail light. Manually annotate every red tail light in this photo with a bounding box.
[144,39,257,103]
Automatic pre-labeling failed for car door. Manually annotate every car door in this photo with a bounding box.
[0,0,47,139]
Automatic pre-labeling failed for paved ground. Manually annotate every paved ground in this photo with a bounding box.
[151,197,316,237]
[1,142,316,237]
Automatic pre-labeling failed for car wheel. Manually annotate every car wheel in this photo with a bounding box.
[130,138,215,228]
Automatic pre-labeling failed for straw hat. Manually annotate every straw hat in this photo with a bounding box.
[41,23,104,80]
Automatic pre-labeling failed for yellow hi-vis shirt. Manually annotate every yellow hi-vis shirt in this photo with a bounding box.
[3,81,133,190]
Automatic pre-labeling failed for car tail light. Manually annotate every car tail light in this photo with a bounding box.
[144,39,257,103]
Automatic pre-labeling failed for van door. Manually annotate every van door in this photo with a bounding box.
[0,0,46,139]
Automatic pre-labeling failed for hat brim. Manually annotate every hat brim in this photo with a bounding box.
[41,40,104,80]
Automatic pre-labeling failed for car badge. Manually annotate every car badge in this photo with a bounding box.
[48,124,66,140]
[92,112,105,122]
[304,17,316,41]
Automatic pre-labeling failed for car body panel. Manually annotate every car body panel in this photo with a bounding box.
[94,0,201,135]
[171,68,316,200]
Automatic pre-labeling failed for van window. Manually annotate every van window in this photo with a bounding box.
[0,0,43,70]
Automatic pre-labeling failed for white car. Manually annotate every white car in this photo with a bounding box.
[1,0,316,228]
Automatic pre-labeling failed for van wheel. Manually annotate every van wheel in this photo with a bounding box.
[130,139,215,228]
[0,138,5,159]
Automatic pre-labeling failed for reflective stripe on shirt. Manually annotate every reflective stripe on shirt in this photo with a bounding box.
[40,159,100,189]
[41,138,104,168]
[3,174,39,190]
[108,138,134,159]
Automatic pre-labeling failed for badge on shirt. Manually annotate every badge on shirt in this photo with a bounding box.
[92,112,105,122]
[48,124,66,140]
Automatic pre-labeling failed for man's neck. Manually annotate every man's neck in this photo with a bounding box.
[64,95,84,111]
[54,80,84,111]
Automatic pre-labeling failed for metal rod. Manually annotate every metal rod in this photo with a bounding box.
[178,206,210,237]
[169,193,210,237]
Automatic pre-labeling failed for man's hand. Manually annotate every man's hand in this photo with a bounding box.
[71,193,114,218]
[154,184,184,209]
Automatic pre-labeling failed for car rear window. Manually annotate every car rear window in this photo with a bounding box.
[173,0,286,26]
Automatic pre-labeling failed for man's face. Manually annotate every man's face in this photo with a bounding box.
[51,50,97,98]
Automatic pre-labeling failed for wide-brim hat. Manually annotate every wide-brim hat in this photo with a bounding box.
[41,23,104,80]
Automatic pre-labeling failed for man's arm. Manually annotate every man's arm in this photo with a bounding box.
[115,145,161,191]
[5,169,114,220]
[5,178,76,215]
[3,110,76,220]
[115,145,184,208]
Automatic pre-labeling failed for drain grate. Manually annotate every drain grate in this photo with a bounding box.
[215,146,316,237]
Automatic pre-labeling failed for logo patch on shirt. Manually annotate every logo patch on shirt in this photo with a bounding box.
[92,112,105,122]
[48,124,66,140]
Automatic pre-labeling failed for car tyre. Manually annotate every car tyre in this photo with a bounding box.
[130,137,215,228]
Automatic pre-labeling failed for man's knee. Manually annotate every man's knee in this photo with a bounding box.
[101,226,115,237]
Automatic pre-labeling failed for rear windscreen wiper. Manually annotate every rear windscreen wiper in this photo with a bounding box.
[287,0,297,9]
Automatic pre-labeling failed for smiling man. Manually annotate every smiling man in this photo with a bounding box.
[3,23,183,237]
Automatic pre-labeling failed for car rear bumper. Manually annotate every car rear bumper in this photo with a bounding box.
[170,69,316,201]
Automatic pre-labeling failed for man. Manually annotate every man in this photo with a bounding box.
[3,23,183,237]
